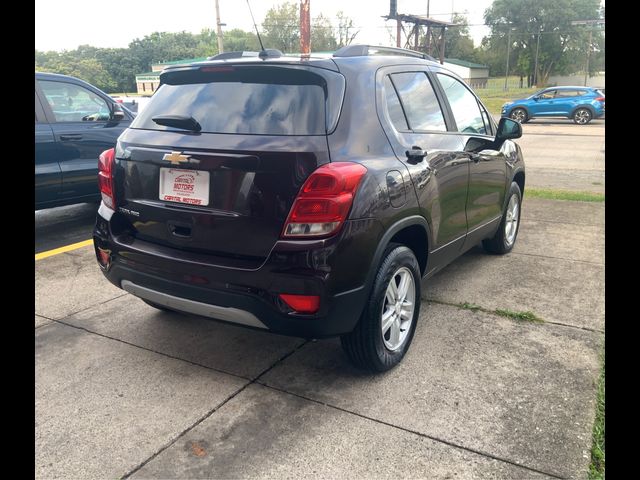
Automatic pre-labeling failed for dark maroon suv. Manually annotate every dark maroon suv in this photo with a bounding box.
[93,45,525,372]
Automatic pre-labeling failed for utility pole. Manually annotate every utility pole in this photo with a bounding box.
[571,20,605,87]
[533,27,541,87]
[215,0,224,54]
[300,0,310,54]
[504,28,512,91]
[584,28,593,86]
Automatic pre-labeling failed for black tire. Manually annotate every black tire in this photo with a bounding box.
[573,108,592,125]
[341,243,421,372]
[483,182,522,254]
[509,108,528,123]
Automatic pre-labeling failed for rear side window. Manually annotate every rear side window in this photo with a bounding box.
[556,90,579,97]
[389,72,447,132]
[436,73,487,135]
[383,77,409,131]
[131,66,343,136]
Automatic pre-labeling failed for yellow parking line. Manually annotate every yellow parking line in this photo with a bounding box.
[35,239,94,261]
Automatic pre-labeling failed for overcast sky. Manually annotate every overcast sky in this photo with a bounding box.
[35,0,495,52]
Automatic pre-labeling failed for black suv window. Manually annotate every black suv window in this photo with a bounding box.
[39,80,110,122]
[436,73,487,135]
[132,66,341,136]
[388,72,447,132]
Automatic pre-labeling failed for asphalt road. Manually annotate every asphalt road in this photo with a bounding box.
[35,121,605,479]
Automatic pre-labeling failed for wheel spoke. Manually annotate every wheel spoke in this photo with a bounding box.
[389,319,401,346]
[381,309,395,334]
[388,278,398,302]
[385,286,395,305]
[397,272,410,302]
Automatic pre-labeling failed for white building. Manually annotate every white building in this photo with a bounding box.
[442,59,490,89]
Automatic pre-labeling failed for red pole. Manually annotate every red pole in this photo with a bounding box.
[300,0,310,54]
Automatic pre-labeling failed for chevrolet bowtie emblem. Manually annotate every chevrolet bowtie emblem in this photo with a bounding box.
[163,151,190,165]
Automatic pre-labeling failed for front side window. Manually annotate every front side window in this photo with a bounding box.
[539,89,556,99]
[39,80,110,122]
[436,73,487,135]
[389,72,447,132]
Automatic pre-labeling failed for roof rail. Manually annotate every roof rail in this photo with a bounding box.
[207,49,283,61]
[333,44,435,61]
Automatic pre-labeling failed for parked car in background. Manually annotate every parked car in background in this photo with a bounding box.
[501,86,605,125]
[36,72,134,209]
[93,45,525,372]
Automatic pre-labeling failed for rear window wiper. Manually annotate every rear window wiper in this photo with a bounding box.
[151,115,201,132]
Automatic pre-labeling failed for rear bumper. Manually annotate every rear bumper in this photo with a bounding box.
[93,208,381,338]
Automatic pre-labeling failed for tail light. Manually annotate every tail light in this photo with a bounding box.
[98,148,116,209]
[279,294,320,314]
[595,96,605,102]
[282,162,367,238]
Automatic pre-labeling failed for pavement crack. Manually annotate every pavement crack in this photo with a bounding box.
[48,292,130,321]
[115,338,310,479]
[50,318,252,382]
[256,383,566,480]
[424,299,603,334]
[120,382,253,479]
[510,251,604,266]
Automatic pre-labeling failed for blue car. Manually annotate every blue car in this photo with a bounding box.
[501,86,605,125]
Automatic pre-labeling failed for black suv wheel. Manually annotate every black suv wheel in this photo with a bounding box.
[341,244,421,372]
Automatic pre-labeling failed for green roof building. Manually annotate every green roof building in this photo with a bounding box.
[135,57,208,95]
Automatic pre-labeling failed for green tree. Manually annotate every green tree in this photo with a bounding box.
[483,0,603,86]
[262,2,299,53]
[336,11,358,47]
[442,14,475,60]
[223,28,260,52]
[311,13,337,51]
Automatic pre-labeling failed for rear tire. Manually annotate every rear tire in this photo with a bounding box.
[341,243,421,372]
[483,182,522,254]
[573,108,592,125]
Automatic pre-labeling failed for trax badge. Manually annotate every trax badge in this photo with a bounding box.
[163,151,190,165]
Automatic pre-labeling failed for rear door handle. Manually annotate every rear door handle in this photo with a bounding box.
[406,145,427,164]
[59,134,83,141]
[468,153,481,163]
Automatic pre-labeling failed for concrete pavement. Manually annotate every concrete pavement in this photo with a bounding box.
[35,195,604,479]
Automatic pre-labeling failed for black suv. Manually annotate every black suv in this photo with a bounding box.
[36,72,133,209]
[93,45,525,372]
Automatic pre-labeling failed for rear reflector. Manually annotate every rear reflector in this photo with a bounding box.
[98,148,116,209]
[96,247,111,268]
[282,162,367,238]
[279,294,320,314]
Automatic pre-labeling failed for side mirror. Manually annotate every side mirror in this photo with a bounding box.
[495,117,522,144]
[110,103,125,121]
[532,96,539,101]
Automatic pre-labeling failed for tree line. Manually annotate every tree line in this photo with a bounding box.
[35,0,604,94]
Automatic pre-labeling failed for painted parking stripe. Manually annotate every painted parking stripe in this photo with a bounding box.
[35,239,94,261]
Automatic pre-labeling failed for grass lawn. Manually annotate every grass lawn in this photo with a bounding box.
[474,77,540,116]
[526,189,605,203]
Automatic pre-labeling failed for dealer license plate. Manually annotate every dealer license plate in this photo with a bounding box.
[159,168,210,206]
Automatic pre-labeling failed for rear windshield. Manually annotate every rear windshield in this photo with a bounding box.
[131,65,343,136]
